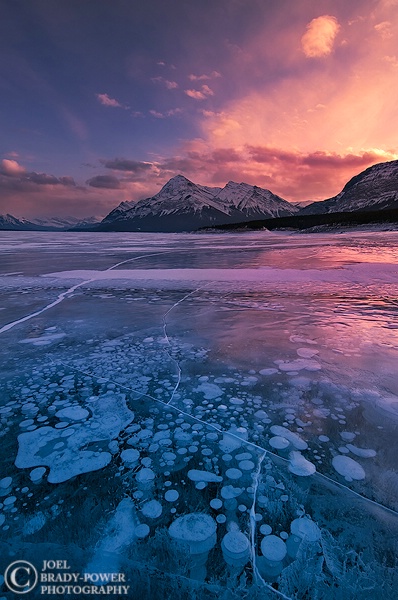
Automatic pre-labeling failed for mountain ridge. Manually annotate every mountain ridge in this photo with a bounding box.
[2,159,398,231]
[97,174,297,232]
[300,159,398,215]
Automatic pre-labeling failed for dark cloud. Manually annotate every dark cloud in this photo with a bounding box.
[25,172,76,185]
[211,148,241,163]
[86,175,121,189]
[102,158,153,172]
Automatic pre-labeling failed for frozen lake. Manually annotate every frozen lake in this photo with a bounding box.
[0,230,398,598]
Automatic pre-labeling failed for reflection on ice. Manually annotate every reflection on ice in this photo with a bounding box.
[0,231,398,598]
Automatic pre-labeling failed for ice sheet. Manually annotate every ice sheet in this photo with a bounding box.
[0,230,398,598]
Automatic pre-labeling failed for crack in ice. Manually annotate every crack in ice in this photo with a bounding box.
[0,251,172,335]
[162,284,211,405]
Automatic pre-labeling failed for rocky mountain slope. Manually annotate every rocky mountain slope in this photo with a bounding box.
[301,160,398,215]
[98,175,297,232]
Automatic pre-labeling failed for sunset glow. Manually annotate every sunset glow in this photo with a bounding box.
[1,0,398,217]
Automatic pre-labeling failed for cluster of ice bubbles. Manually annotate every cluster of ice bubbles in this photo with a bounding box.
[0,329,392,597]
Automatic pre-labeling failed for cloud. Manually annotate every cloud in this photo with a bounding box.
[301,15,340,58]
[384,55,398,67]
[188,71,221,81]
[149,110,165,118]
[151,76,178,89]
[96,93,127,108]
[25,172,76,186]
[102,159,153,173]
[1,159,26,176]
[374,21,393,39]
[185,85,214,100]
[86,175,121,189]
[149,108,183,118]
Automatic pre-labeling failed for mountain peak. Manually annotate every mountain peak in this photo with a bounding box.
[98,175,296,232]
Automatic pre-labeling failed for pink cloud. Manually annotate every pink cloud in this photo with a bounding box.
[1,159,26,176]
[185,85,214,100]
[188,71,221,81]
[301,15,340,58]
[96,93,126,108]
[151,76,179,89]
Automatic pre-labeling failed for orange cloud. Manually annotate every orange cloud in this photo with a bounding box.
[301,15,340,58]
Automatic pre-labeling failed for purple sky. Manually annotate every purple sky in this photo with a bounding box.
[1,0,397,218]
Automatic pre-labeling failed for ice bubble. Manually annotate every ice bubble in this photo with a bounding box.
[346,444,376,458]
[222,454,233,462]
[230,398,244,405]
[30,467,46,482]
[0,477,12,489]
[296,348,319,358]
[221,485,243,499]
[210,498,223,510]
[238,460,255,471]
[290,517,321,542]
[216,514,226,524]
[260,524,272,535]
[259,369,278,376]
[136,468,155,484]
[195,383,223,399]
[135,524,150,538]
[141,500,163,519]
[261,535,287,562]
[165,490,179,502]
[169,513,217,554]
[270,425,308,450]
[254,410,269,421]
[269,436,290,450]
[340,431,356,442]
[276,358,321,372]
[121,449,140,467]
[235,452,252,461]
[55,407,89,421]
[318,435,330,443]
[332,455,365,481]
[188,470,223,483]
[221,530,250,561]
[226,468,243,480]
[288,451,316,477]
[3,496,16,506]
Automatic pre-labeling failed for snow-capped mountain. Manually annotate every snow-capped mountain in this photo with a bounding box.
[98,175,297,232]
[0,214,40,230]
[0,214,103,231]
[300,160,398,215]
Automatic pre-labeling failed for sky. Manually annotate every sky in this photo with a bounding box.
[1,0,398,218]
